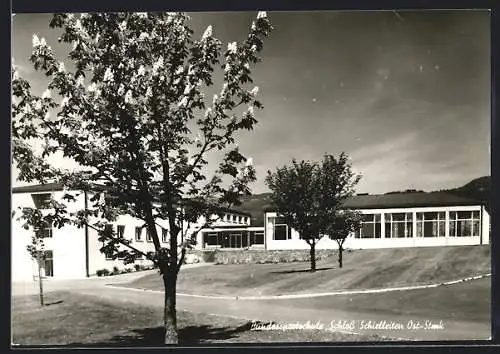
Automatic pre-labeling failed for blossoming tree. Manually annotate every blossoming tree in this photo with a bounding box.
[11,12,272,344]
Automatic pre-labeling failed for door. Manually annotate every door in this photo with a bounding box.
[43,250,54,277]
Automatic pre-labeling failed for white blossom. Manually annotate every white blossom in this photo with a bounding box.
[175,66,184,75]
[103,67,114,82]
[139,32,149,41]
[22,104,32,114]
[76,75,85,87]
[136,12,148,18]
[117,84,125,96]
[67,14,74,20]
[257,11,267,19]
[249,86,259,96]
[183,83,193,95]
[95,33,100,43]
[111,132,123,139]
[202,25,213,40]
[178,96,188,108]
[244,63,250,70]
[118,21,127,31]
[42,89,51,99]
[72,41,78,50]
[224,63,231,72]
[204,107,212,118]
[124,90,133,104]
[60,97,69,107]
[32,34,40,47]
[247,106,254,116]
[245,157,254,167]
[87,82,97,93]
[34,100,42,111]
[251,21,256,30]
[251,44,257,52]
[39,37,47,47]
[58,61,66,72]
[12,69,19,81]
[153,57,164,74]
[188,157,196,165]
[212,94,218,105]
[137,65,145,76]
[187,64,195,75]
[146,87,153,97]
[74,19,83,31]
[227,42,237,54]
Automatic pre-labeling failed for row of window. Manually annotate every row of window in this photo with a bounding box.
[203,231,264,248]
[356,211,481,239]
[223,213,250,224]
[105,224,169,243]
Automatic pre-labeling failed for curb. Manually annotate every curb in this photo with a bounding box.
[107,273,491,301]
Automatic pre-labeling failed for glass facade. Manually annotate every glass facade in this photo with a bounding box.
[203,230,265,248]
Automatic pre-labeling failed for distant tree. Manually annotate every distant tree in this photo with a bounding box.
[12,11,272,344]
[265,153,361,271]
[325,209,361,268]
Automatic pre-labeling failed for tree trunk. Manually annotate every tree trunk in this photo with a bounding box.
[338,244,343,268]
[309,243,316,271]
[37,257,44,306]
[163,272,179,344]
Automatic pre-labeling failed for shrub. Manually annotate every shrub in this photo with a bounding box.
[101,269,110,276]
[202,250,216,263]
[96,269,104,277]
[134,264,141,271]
[112,266,119,275]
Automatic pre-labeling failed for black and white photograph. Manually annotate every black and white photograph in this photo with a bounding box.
[11,9,491,346]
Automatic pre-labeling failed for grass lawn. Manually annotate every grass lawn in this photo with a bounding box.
[11,292,385,346]
[124,245,491,297]
[268,277,491,324]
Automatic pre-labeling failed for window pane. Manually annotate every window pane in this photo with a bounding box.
[392,213,406,222]
[438,212,445,220]
[162,228,168,242]
[374,214,381,222]
[457,220,472,236]
[473,221,480,236]
[392,222,406,238]
[361,223,374,238]
[385,223,391,238]
[449,221,456,236]
[117,225,125,238]
[416,213,423,221]
[274,216,287,224]
[423,221,435,237]
[135,227,142,241]
[472,211,480,219]
[424,212,438,221]
[449,212,457,220]
[274,225,288,240]
[416,222,423,237]
[406,213,413,220]
[375,222,381,238]
[31,193,52,209]
[362,214,374,223]
[384,214,391,222]
[406,222,413,237]
[255,232,264,244]
[457,211,472,219]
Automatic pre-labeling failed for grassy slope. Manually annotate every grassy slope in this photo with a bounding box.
[269,277,491,324]
[125,245,491,296]
[12,292,384,346]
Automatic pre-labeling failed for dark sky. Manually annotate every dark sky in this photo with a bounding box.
[11,10,491,194]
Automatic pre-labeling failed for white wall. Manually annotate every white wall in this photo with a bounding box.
[11,190,88,281]
[265,205,490,251]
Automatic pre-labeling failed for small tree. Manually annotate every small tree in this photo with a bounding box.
[325,209,361,268]
[265,153,361,271]
[13,199,70,306]
[12,12,272,344]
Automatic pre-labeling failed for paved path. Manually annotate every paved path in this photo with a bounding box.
[73,282,490,341]
[13,264,491,342]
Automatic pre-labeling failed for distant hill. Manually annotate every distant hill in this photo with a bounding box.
[235,176,491,225]
[232,193,273,226]
[444,176,490,212]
